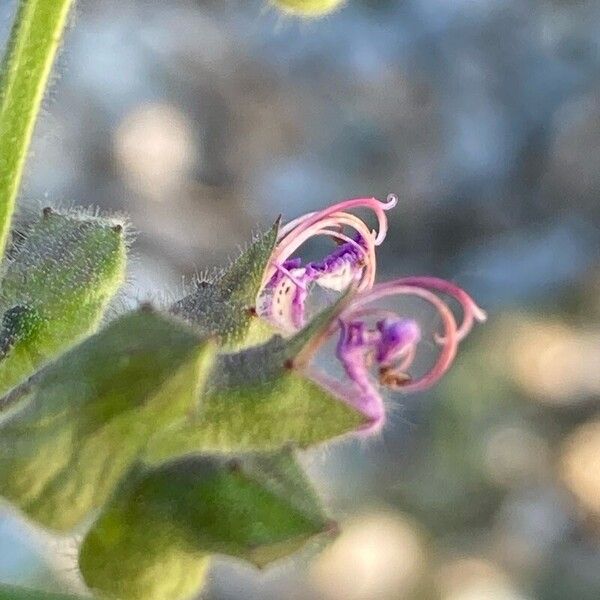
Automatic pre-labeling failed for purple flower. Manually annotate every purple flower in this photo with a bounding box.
[297,277,487,434]
[253,195,485,436]
[257,195,397,331]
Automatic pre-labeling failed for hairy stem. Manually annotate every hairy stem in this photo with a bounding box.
[0,0,75,258]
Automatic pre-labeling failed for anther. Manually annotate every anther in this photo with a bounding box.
[378,366,411,388]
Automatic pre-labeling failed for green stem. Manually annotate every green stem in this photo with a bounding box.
[0,0,75,258]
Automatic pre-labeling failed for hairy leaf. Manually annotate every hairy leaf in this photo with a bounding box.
[147,296,366,456]
[0,0,75,257]
[79,449,332,600]
[0,210,126,396]
[170,220,279,350]
[0,585,82,600]
[0,309,215,531]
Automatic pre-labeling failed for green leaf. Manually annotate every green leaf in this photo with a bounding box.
[148,368,364,455]
[0,309,215,531]
[217,217,281,306]
[82,509,210,600]
[146,296,366,456]
[0,210,127,397]
[170,220,279,350]
[0,0,76,259]
[79,449,332,600]
[0,585,83,600]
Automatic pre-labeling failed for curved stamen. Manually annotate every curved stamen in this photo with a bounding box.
[367,277,487,341]
[266,213,376,291]
[294,278,482,432]
[269,195,397,285]
[341,284,460,392]
[295,227,374,290]
[257,196,397,330]
[277,195,397,244]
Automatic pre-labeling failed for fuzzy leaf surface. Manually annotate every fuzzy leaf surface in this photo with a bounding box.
[0,309,215,531]
[0,585,82,600]
[170,220,279,350]
[79,449,330,600]
[0,0,75,256]
[0,210,126,397]
[147,297,366,456]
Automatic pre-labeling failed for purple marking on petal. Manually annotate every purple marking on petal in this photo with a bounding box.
[334,320,385,422]
[282,258,303,270]
[308,237,367,292]
[257,237,369,331]
[375,318,421,365]
[259,265,310,331]
[313,235,365,270]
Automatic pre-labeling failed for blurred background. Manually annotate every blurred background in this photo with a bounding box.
[1,0,599,598]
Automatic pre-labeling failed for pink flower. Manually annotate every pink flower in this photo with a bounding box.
[297,277,486,434]
[257,195,397,331]
[256,195,486,435]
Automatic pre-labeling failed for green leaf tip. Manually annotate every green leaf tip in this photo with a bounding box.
[80,449,332,600]
[218,217,281,305]
[0,209,127,397]
[170,219,279,350]
[271,0,346,17]
[0,308,216,531]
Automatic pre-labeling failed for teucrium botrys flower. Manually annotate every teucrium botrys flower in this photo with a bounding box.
[252,195,485,435]
[295,277,487,433]
[257,195,397,331]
